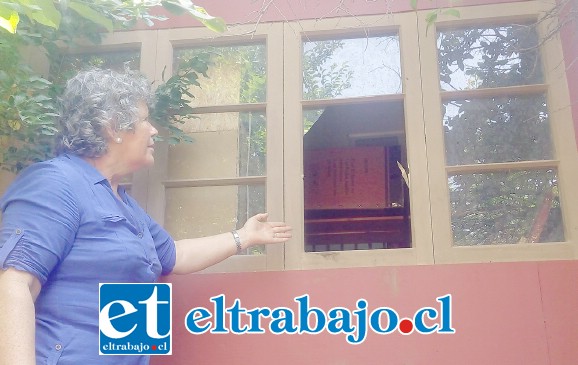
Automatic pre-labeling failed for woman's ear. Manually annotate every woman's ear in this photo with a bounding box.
[104,126,123,144]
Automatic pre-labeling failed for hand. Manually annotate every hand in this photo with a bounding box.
[238,213,292,248]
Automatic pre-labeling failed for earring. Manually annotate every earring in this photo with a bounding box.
[115,137,123,144]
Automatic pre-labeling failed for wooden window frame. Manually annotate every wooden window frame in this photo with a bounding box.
[419,1,578,264]
[60,1,578,272]
[149,23,285,273]
[283,14,435,270]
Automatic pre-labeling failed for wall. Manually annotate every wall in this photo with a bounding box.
[150,0,528,30]
[155,260,578,364]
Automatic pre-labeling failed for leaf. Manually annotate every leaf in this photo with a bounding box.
[198,16,227,33]
[410,0,418,10]
[26,0,61,29]
[31,95,52,102]
[68,1,113,32]
[425,11,438,25]
[442,9,460,18]
[425,11,438,35]
[161,1,227,33]
[8,120,21,131]
[142,16,154,27]
[13,94,26,105]
[0,10,19,34]
[160,1,187,15]
[28,76,52,84]
[192,8,227,33]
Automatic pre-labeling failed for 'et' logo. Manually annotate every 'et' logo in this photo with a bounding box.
[99,283,172,355]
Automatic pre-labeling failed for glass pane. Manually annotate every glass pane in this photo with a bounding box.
[438,24,542,91]
[303,109,323,134]
[168,111,266,180]
[303,101,411,251]
[51,49,140,84]
[165,185,266,255]
[443,94,553,165]
[302,35,402,99]
[174,44,266,106]
[449,169,564,246]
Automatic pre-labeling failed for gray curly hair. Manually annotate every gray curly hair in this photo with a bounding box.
[55,68,154,158]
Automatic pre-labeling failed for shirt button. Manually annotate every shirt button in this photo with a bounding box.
[55,344,62,351]
[15,228,22,235]
[138,232,143,238]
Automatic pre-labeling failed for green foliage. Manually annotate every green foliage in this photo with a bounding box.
[303,40,352,100]
[160,0,226,32]
[302,40,353,132]
[0,0,60,33]
[0,0,224,172]
[0,25,58,171]
[0,1,226,34]
[409,0,461,34]
[151,54,211,145]
[0,10,19,34]
[437,24,563,244]
[0,63,57,171]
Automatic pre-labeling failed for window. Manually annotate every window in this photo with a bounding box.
[284,3,578,269]
[152,24,285,272]
[284,14,436,269]
[301,34,411,252]
[440,23,562,245]
[85,2,577,272]
[421,2,578,263]
[51,49,140,84]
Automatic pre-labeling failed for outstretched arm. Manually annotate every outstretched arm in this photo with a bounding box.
[172,213,292,274]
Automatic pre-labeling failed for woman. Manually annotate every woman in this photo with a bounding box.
[0,68,292,365]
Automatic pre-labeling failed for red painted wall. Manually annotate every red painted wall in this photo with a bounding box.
[151,0,528,30]
[155,260,578,364]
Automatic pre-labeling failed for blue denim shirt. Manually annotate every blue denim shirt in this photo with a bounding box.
[0,154,176,365]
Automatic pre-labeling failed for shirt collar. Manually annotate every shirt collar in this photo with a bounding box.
[62,153,108,185]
